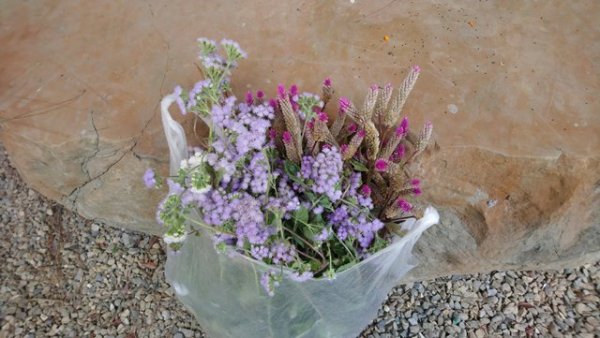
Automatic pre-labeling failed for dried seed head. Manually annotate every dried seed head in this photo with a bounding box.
[383,66,420,127]
[380,118,409,159]
[364,121,380,161]
[342,129,366,160]
[322,78,334,104]
[374,83,393,122]
[340,96,364,126]
[278,97,303,156]
[330,109,346,138]
[282,131,301,163]
[413,121,433,158]
[361,84,379,120]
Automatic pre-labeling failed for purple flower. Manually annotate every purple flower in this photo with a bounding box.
[261,270,279,297]
[172,86,186,115]
[347,123,358,133]
[306,147,343,202]
[143,169,156,188]
[314,227,331,242]
[256,90,265,99]
[360,184,372,196]
[250,245,271,260]
[271,241,296,264]
[220,39,247,59]
[289,271,313,282]
[323,77,332,87]
[187,80,210,109]
[313,205,324,215]
[167,179,184,195]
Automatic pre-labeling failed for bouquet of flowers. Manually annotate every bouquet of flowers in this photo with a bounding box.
[147,38,439,338]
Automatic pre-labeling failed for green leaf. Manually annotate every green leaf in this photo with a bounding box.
[294,207,309,225]
[311,213,325,225]
[350,159,369,172]
[302,226,315,240]
[284,160,300,176]
[318,197,334,211]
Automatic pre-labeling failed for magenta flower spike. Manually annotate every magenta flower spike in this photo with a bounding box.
[339,97,351,113]
[290,84,299,97]
[360,184,372,196]
[282,131,292,144]
[245,91,254,105]
[374,159,389,172]
[396,199,413,212]
[277,84,286,98]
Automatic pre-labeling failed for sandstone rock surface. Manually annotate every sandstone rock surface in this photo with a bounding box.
[1,1,598,276]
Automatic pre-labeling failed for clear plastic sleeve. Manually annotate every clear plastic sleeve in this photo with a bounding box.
[161,95,439,338]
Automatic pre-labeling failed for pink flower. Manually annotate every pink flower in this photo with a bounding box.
[277,84,286,98]
[370,84,378,91]
[360,184,372,196]
[374,158,389,172]
[323,77,332,87]
[347,123,358,133]
[282,131,292,144]
[400,117,409,132]
[392,144,405,161]
[268,128,277,140]
[395,126,405,137]
[411,178,420,186]
[290,84,298,97]
[307,120,315,129]
[340,144,348,154]
[245,91,254,105]
[358,129,366,138]
[396,199,412,212]
[412,65,421,73]
[269,98,277,109]
[413,187,422,195]
[318,112,328,122]
[256,90,265,99]
[339,97,351,112]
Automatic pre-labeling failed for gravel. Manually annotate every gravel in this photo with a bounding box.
[1,144,599,338]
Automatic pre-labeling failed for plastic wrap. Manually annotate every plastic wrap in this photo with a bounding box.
[161,95,439,338]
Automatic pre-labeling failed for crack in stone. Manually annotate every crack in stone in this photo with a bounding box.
[67,139,138,211]
[65,2,172,214]
[78,110,100,181]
